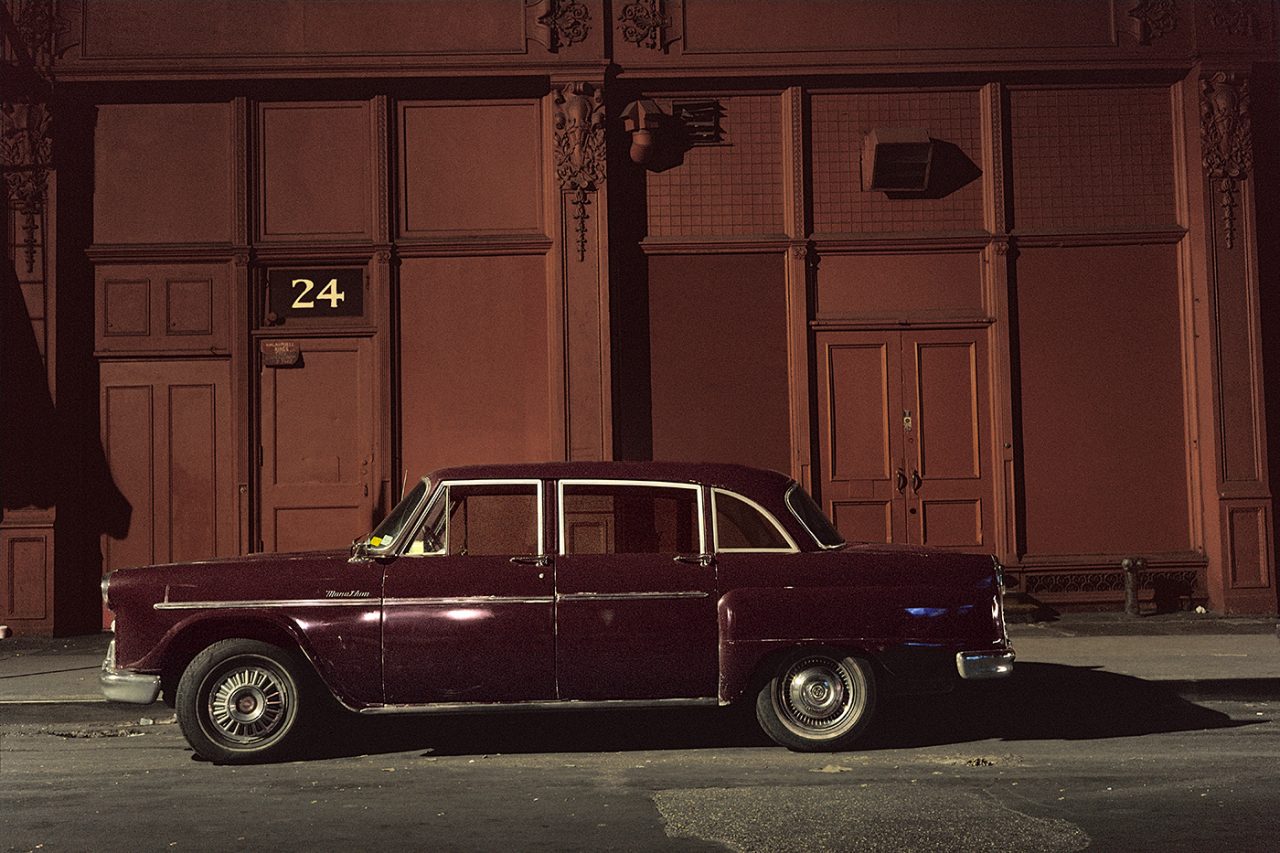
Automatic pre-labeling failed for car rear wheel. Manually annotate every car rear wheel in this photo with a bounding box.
[176,639,305,764]
[755,649,876,752]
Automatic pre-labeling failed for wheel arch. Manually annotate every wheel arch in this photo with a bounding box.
[155,614,330,706]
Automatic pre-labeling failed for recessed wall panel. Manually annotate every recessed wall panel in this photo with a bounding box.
[816,252,984,318]
[400,102,542,235]
[94,103,232,245]
[1017,245,1189,556]
[647,254,789,473]
[261,103,372,239]
[399,256,551,479]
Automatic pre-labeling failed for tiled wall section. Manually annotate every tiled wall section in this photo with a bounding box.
[647,95,783,237]
[811,90,984,235]
[1010,87,1176,231]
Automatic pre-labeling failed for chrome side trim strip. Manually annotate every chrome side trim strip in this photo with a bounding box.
[359,697,720,715]
[556,591,709,601]
[154,599,376,611]
[384,596,554,606]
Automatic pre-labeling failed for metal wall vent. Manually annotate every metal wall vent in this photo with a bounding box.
[672,100,724,144]
[861,127,934,193]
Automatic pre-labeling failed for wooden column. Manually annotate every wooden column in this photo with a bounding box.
[550,78,612,461]
[1185,66,1277,613]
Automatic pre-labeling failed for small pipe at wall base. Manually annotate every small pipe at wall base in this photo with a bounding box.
[1121,557,1145,617]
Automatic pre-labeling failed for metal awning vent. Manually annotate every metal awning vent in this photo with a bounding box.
[672,100,724,144]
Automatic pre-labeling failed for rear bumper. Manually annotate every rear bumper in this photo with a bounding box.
[99,640,161,705]
[956,649,1016,679]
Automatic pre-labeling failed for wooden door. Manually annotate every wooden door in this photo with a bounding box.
[258,337,375,553]
[815,329,994,552]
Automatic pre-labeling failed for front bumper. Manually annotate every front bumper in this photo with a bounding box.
[99,640,161,705]
[955,649,1016,679]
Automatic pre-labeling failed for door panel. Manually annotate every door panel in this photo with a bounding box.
[259,337,374,552]
[904,331,992,550]
[815,334,905,545]
[554,482,718,700]
[816,329,994,552]
[382,482,556,705]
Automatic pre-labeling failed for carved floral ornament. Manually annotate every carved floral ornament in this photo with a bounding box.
[1200,72,1252,249]
[619,0,673,51]
[526,0,590,52]
[2,0,63,273]
[1208,0,1261,37]
[1127,0,1177,45]
[553,82,606,261]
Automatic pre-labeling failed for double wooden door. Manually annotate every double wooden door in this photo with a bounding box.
[815,329,994,552]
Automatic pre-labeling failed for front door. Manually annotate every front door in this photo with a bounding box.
[258,336,376,552]
[815,329,994,551]
[382,480,556,705]
[554,480,718,701]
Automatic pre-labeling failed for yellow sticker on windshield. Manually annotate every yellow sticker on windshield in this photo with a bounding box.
[370,536,382,547]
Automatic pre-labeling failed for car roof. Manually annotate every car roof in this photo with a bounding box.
[424,461,795,495]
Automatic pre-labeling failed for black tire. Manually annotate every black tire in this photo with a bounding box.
[755,648,876,752]
[176,639,306,764]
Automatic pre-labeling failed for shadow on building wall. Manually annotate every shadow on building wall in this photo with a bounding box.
[1251,62,1280,613]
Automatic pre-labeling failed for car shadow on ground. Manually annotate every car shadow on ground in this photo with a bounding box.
[276,663,1263,763]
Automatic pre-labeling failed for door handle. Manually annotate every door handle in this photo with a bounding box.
[911,469,922,492]
[674,554,714,567]
[510,555,552,567]
[896,469,907,493]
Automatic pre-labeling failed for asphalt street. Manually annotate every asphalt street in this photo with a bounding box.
[3,675,1278,851]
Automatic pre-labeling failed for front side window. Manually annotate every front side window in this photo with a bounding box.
[405,481,540,557]
[713,489,795,552]
[560,482,702,555]
[368,479,429,550]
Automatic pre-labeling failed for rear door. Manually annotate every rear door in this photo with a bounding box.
[554,480,718,701]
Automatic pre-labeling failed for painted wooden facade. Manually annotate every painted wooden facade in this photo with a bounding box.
[3,0,1278,634]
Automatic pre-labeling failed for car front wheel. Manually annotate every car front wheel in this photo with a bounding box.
[755,649,876,752]
[176,639,305,764]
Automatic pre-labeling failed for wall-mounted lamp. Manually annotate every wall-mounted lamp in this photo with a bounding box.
[621,99,665,164]
[861,127,934,193]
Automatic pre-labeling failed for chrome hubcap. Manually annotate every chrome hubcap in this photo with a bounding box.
[207,664,288,744]
[778,656,861,735]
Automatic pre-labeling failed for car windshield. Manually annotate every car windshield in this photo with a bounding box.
[785,483,845,549]
[366,479,429,549]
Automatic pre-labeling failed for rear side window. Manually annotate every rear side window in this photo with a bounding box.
[713,489,794,552]
[560,482,701,555]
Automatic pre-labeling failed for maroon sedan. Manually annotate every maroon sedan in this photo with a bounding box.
[101,462,1013,763]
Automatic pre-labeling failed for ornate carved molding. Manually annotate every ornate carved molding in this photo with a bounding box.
[1,101,51,273]
[526,0,590,53]
[1201,72,1252,250]
[1127,0,1178,45]
[1022,569,1200,596]
[553,82,606,261]
[1207,0,1260,37]
[618,0,672,51]
[2,0,64,273]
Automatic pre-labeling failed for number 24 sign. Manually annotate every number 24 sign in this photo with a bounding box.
[268,268,364,318]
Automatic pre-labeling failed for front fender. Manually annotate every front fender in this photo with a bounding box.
[133,608,378,709]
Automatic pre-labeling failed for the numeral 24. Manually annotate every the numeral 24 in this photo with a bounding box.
[291,278,346,309]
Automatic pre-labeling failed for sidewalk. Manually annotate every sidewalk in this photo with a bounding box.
[1,615,1277,705]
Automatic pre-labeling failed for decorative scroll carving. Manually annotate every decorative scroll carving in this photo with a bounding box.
[527,0,590,53]
[1127,0,1177,44]
[619,0,672,51]
[1207,0,1259,37]
[553,82,606,261]
[2,0,63,273]
[1201,72,1252,250]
